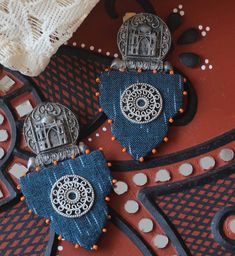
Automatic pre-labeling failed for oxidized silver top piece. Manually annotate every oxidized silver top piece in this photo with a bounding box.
[24,102,83,167]
[120,83,163,124]
[114,13,171,70]
[50,175,95,218]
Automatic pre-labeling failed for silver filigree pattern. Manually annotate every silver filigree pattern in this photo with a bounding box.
[120,83,163,124]
[50,175,95,218]
[116,13,171,70]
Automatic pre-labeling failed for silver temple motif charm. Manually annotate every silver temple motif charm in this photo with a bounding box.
[120,83,163,124]
[24,102,86,168]
[50,175,95,218]
[113,13,171,70]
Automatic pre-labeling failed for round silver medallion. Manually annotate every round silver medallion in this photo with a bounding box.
[50,175,95,218]
[120,83,163,124]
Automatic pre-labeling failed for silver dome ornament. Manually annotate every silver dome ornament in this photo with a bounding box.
[23,102,84,168]
[115,13,172,71]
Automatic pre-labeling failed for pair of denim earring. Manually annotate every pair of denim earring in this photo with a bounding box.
[20,12,186,251]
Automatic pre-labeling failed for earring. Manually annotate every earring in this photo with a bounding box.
[97,13,187,161]
[20,102,113,251]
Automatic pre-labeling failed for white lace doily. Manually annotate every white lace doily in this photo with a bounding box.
[0,0,99,76]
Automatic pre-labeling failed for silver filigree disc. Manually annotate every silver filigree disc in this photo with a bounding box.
[50,175,95,218]
[120,83,163,124]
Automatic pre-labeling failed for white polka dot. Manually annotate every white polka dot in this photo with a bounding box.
[72,42,77,46]
[198,25,203,30]
[0,114,4,125]
[155,169,171,182]
[199,156,215,170]
[201,31,207,37]
[88,138,92,142]
[133,173,148,186]
[95,133,99,137]
[0,147,4,159]
[106,52,110,56]
[219,148,234,162]
[179,163,193,176]
[178,4,183,9]
[0,130,8,142]
[153,234,169,249]
[81,43,85,48]
[124,200,139,214]
[206,26,210,31]
[138,218,153,233]
[114,53,119,58]
[229,219,235,233]
[179,10,185,16]
[209,64,213,69]
[98,48,102,53]
[90,45,95,51]
[113,181,128,195]
[102,127,107,132]
[201,65,206,70]
[173,8,178,13]
[57,246,63,251]
[205,59,209,64]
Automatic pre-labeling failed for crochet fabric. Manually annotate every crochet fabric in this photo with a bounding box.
[20,150,112,250]
[99,71,184,160]
[0,0,99,76]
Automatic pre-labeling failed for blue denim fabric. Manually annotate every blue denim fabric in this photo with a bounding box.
[99,71,184,159]
[20,150,112,250]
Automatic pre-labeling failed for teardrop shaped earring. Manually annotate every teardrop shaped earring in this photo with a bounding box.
[20,102,113,251]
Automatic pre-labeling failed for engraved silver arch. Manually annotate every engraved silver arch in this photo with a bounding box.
[23,102,80,167]
[120,83,163,124]
[50,175,95,218]
[116,13,171,70]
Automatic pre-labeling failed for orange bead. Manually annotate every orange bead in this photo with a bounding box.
[179,108,184,113]
[95,92,100,97]
[98,108,103,113]
[105,68,109,72]
[92,245,98,251]
[169,70,174,75]
[71,154,75,160]
[20,196,25,202]
[105,196,111,202]
[85,149,90,155]
[45,219,50,225]
[152,149,157,155]
[99,147,103,151]
[107,162,112,167]
[96,77,100,83]
[183,78,187,83]
[122,148,127,153]
[107,119,112,124]
[152,69,157,74]
[35,166,40,172]
[102,228,107,233]
[16,184,21,190]
[183,90,188,96]
[137,68,142,73]
[169,118,174,123]
[58,235,63,241]
[139,157,144,162]
[112,179,117,184]
[163,137,169,143]
[111,136,116,141]
[53,160,58,166]
[108,214,112,220]
[28,209,32,214]
[74,244,80,249]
